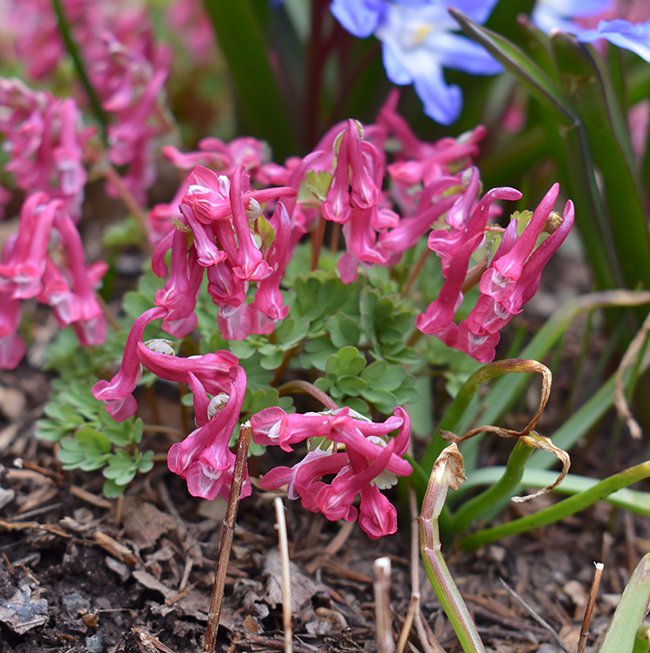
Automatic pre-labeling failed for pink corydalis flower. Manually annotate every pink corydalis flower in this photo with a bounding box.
[417,183,574,362]
[152,165,296,339]
[0,79,91,218]
[251,405,412,539]
[92,305,240,422]
[416,181,521,339]
[0,193,107,369]
[167,366,251,501]
[4,1,171,204]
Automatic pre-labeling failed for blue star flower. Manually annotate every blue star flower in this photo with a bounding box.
[577,18,650,62]
[531,0,613,34]
[330,0,502,125]
[531,0,650,63]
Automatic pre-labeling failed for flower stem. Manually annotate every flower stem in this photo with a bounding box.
[401,247,430,298]
[51,0,108,140]
[311,217,327,271]
[102,163,151,245]
[419,445,485,653]
[278,379,338,410]
[203,425,251,652]
[461,262,487,294]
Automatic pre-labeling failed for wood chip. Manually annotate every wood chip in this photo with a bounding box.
[0,518,70,538]
[122,498,177,550]
[132,570,176,601]
[93,531,138,566]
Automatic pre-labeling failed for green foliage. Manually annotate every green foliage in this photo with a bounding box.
[37,377,152,498]
[315,346,417,414]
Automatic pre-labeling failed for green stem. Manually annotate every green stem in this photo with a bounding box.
[460,460,650,551]
[419,446,485,653]
[52,0,108,139]
[449,440,533,535]
[456,468,650,516]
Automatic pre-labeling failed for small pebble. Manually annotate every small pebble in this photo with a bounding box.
[62,592,90,613]
[85,633,103,653]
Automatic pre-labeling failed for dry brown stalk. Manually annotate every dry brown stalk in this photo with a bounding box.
[274,497,293,653]
[374,556,395,653]
[578,562,604,653]
[203,425,251,652]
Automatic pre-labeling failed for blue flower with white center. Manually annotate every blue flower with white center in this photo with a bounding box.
[330,0,502,125]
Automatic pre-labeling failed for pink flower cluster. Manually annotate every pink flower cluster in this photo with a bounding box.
[90,94,571,534]
[4,0,171,203]
[0,79,92,218]
[151,165,297,340]
[417,179,574,362]
[251,406,412,539]
[144,92,572,362]
[0,192,107,368]
[91,307,251,501]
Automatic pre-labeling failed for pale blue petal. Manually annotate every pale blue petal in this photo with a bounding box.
[330,0,385,38]
[532,0,612,33]
[381,43,413,85]
[444,0,501,25]
[578,18,650,62]
[435,32,502,74]
[412,67,462,125]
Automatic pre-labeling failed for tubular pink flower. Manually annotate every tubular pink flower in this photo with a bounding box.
[167,366,251,501]
[358,485,398,539]
[154,229,203,337]
[92,307,167,421]
[53,209,107,345]
[378,177,461,256]
[136,342,238,396]
[416,185,522,337]
[253,203,292,321]
[480,184,560,301]
[252,405,412,538]
[0,80,90,218]
[229,166,272,281]
[0,193,57,299]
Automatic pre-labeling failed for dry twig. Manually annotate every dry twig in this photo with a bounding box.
[374,557,395,653]
[614,309,650,439]
[578,562,604,653]
[203,425,251,652]
[274,497,293,653]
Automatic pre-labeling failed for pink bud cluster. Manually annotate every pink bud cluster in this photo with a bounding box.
[3,0,171,203]
[251,406,412,539]
[0,79,92,218]
[0,192,107,368]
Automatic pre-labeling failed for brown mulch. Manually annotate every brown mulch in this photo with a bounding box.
[0,245,647,652]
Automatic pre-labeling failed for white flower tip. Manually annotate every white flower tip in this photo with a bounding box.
[144,338,175,356]
[207,393,230,419]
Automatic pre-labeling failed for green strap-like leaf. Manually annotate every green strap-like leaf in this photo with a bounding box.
[203,0,299,158]
[551,33,650,290]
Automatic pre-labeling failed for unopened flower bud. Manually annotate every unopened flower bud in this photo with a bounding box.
[207,392,229,419]
[246,198,262,221]
[544,211,563,234]
[144,339,175,355]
